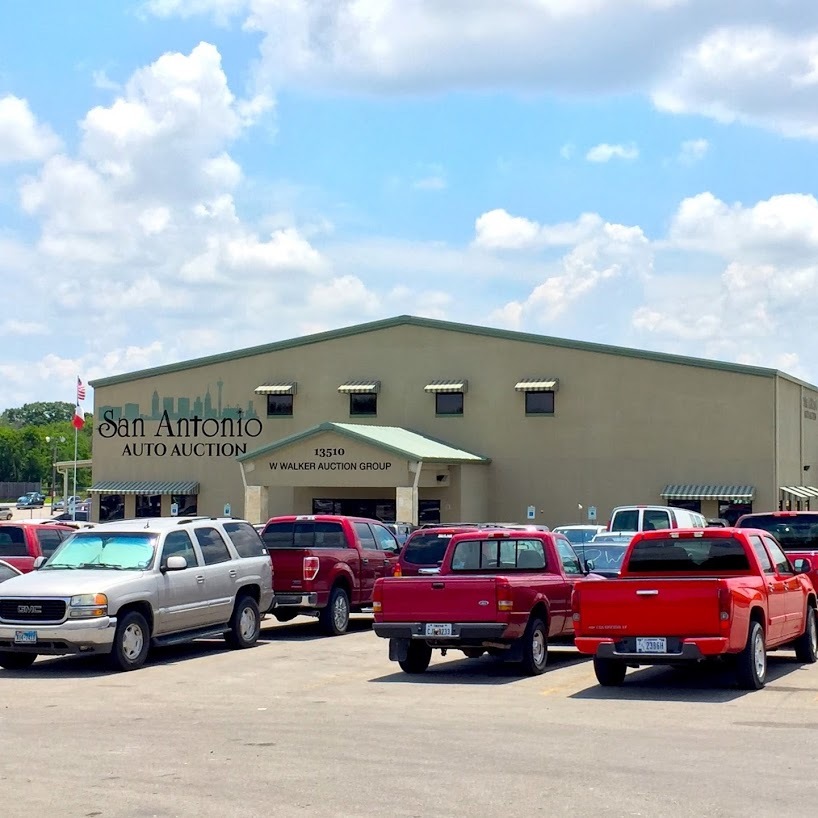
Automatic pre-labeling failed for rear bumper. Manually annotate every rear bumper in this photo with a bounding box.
[0,617,116,656]
[373,622,509,640]
[575,636,730,662]
[274,593,319,608]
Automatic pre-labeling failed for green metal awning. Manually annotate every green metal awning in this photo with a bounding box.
[254,382,297,395]
[424,379,468,393]
[89,481,199,495]
[514,378,559,392]
[780,486,818,499]
[661,484,755,501]
[337,380,381,394]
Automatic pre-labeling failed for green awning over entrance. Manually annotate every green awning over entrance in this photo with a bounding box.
[661,484,754,501]
[89,480,199,495]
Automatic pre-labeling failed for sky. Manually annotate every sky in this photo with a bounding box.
[2,0,818,410]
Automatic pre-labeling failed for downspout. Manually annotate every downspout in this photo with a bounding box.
[774,375,779,511]
[239,460,248,519]
[412,460,423,526]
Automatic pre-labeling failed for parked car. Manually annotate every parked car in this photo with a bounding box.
[572,527,818,689]
[51,511,90,523]
[16,493,45,510]
[0,516,274,672]
[259,514,400,634]
[607,505,707,532]
[384,522,417,546]
[0,521,78,573]
[52,496,82,512]
[552,525,606,545]
[574,531,637,578]
[373,528,602,676]
[0,506,11,521]
[397,525,481,576]
[0,560,21,583]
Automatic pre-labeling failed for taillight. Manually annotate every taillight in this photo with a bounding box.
[718,586,732,625]
[496,578,513,612]
[393,562,402,578]
[373,579,383,613]
[303,556,319,582]
[605,519,611,532]
[571,585,581,622]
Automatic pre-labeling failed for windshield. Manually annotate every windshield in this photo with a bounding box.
[43,532,157,570]
[738,514,818,552]
[626,537,750,573]
[402,532,458,565]
[573,544,627,571]
[555,528,598,545]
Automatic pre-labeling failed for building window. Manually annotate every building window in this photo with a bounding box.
[668,499,702,513]
[350,393,377,416]
[435,392,464,416]
[172,493,197,516]
[99,494,124,521]
[525,391,555,415]
[267,394,293,417]
[136,494,161,518]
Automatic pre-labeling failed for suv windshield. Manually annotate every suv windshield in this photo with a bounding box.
[402,532,459,565]
[627,537,750,573]
[738,514,818,551]
[43,532,157,570]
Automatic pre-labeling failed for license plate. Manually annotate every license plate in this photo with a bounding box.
[425,623,453,637]
[636,637,667,653]
[14,630,37,645]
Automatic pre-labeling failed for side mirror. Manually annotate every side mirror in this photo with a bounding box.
[793,558,811,574]
[584,559,596,574]
[33,556,46,570]
[164,555,188,572]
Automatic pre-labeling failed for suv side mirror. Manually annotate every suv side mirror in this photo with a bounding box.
[164,555,188,572]
[793,558,811,574]
[33,556,46,570]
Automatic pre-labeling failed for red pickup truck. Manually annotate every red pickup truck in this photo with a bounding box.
[0,521,77,573]
[259,515,400,635]
[573,527,818,689]
[373,528,599,676]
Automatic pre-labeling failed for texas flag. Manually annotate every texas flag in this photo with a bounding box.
[72,404,84,430]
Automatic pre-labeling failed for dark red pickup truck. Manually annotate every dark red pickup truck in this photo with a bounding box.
[573,527,818,689]
[259,514,400,635]
[0,521,77,573]
[373,528,599,675]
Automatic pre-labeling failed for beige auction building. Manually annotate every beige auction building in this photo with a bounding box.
[87,315,818,527]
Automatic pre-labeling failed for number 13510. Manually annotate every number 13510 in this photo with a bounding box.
[314,447,345,457]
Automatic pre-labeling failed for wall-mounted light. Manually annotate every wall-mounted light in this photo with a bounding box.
[805,465,811,472]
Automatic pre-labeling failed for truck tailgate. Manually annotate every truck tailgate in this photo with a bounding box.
[268,549,307,592]
[379,576,501,622]
[576,578,723,637]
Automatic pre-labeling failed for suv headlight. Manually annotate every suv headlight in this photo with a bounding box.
[69,593,108,618]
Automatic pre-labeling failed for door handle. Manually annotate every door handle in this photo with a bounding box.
[362,558,370,565]
[196,576,205,584]
[229,570,237,577]
[768,583,776,591]
[432,582,444,589]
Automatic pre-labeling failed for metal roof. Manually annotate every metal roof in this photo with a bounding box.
[238,422,490,464]
[88,481,199,495]
[661,484,755,500]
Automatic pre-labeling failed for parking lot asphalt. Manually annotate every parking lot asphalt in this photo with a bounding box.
[2,615,818,818]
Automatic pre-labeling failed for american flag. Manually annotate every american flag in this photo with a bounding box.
[77,377,86,403]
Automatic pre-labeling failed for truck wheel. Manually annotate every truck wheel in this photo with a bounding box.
[520,617,548,676]
[109,610,150,672]
[225,595,261,649]
[0,652,37,670]
[319,586,350,636]
[593,657,627,686]
[794,605,818,664]
[399,641,432,674]
[273,610,299,623]
[462,648,484,659]
[736,620,766,689]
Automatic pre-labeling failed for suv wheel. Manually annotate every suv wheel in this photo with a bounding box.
[225,596,261,649]
[109,610,150,672]
[0,652,37,670]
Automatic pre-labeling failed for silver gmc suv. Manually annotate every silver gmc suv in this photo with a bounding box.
[0,516,274,671]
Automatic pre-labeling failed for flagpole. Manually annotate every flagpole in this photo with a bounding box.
[72,424,78,522]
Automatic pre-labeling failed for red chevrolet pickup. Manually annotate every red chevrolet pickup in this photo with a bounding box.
[259,515,400,635]
[0,521,77,573]
[573,527,818,689]
[373,528,599,676]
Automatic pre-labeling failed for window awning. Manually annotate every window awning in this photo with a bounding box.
[337,380,381,394]
[89,481,199,495]
[424,380,468,393]
[780,486,818,499]
[661,484,755,501]
[514,378,559,392]
[254,382,297,395]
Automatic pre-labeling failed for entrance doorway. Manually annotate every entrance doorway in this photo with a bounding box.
[312,498,442,524]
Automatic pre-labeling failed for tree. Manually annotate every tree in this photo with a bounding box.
[1,402,75,428]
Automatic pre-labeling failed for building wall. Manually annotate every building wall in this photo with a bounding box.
[91,322,780,526]
[776,376,818,504]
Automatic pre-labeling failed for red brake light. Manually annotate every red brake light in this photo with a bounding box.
[718,586,732,625]
[373,578,383,613]
[303,556,319,582]
[496,578,513,612]
[571,585,581,622]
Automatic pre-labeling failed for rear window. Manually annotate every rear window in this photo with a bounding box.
[451,539,546,572]
[223,522,267,558]
[402,532,456,565]
[737,514,818,552]
[0,527,26,557]
[611,510,639,531]
[626,537,750,573]
[261,521,346,549]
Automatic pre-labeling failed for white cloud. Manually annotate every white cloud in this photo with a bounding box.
[412,175,447,191]
[474,209,603,250]
[677,138,709,164]
[0,95,61,163]
[586,142,639,162]
[560,143,575,160]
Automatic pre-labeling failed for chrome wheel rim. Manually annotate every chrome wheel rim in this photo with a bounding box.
[809,612,817,654]
[753,629,766,680]
[333,595,348,630]
[532,629,546,667]
[122,623,144,660]
[240,606,257,640]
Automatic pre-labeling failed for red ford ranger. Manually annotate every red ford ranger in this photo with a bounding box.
[573,527,818,689]
[0,521,77,573]
[373,528,600,676]
[259,515,400,635]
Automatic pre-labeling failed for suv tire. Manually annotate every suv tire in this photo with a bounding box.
[109,610,150,672]
[0,651,37,670]
[319,586,350,636]
[225,595,261,649]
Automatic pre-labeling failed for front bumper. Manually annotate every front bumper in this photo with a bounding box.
[373,622,509,640]
[0,617,117,655]
[274,593,319,608]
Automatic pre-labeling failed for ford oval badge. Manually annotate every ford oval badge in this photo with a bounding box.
[478,600,489,606]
